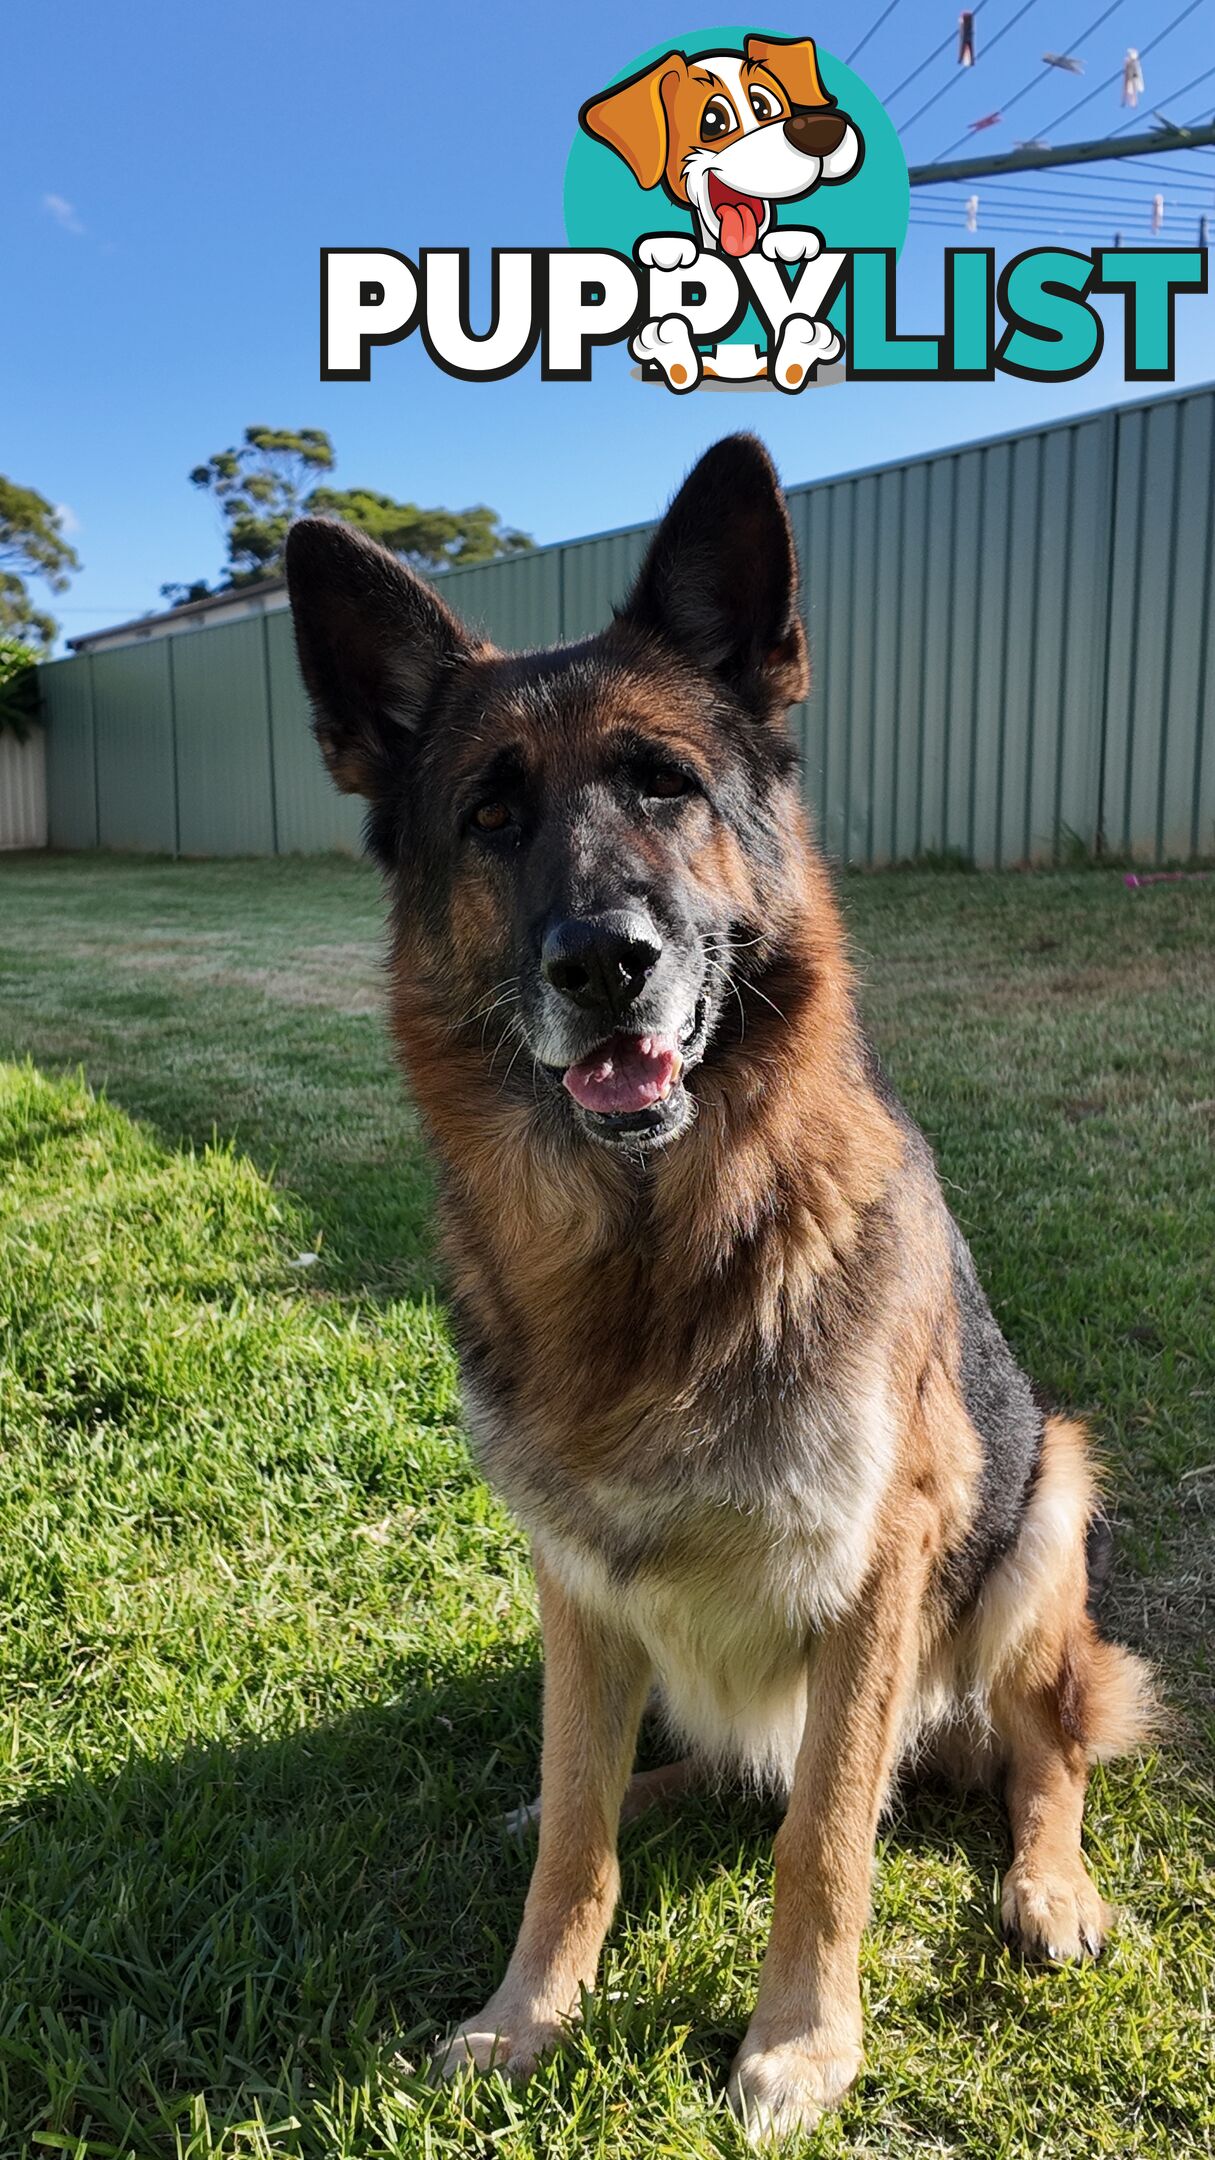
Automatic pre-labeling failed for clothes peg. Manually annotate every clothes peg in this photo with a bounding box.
[1151,194,1164,235]
[1199,213,1209,248]
[969,111,1001,133]
[1043,53,1084,75]
[1121,48,1144,108]
[958,10,976,67]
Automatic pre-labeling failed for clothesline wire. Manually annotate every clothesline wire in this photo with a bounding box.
[1108,58,1215,132]
[911,202,1198,221]
[916,162,1215,199]
[846,0,908,69]
[1042,157,1215,190]
[915,182,1205,212]
[899,0,1047,137]
[930,0,1129,161]
[883,0,992,106]
[1033,0,1207,141]
[909,211,1204,234]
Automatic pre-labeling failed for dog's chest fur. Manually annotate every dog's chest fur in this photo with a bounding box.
[463,1335,897,1787]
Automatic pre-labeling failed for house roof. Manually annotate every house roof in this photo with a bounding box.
[67,578,286,651]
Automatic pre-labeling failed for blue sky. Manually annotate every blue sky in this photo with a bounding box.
[6,0,1214,646]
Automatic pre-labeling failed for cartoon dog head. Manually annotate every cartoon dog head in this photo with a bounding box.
[580,34,863,258]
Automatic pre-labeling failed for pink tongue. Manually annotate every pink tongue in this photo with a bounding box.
[563,1033,680,1116]
[718,201,759,257]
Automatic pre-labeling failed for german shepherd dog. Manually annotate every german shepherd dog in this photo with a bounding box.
[286,438,1153,2142]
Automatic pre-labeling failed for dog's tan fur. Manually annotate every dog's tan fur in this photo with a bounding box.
[286,440,1154,2141]
[581,36,832,202]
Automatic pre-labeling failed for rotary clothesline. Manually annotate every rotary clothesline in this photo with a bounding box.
[843,0,1210,243]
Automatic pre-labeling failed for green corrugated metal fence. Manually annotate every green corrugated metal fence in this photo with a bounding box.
[37,382,1215,865]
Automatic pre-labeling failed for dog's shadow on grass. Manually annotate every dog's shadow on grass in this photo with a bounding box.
[3,1645,1020,2151]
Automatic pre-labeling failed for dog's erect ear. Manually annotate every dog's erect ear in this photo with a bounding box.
[285,519,474,797]
[580,54,685,190]
[744,34,831,108]
[619,435,808,718]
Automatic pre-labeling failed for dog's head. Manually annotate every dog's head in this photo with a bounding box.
[580,35,862,257]
[287,437,812,1155]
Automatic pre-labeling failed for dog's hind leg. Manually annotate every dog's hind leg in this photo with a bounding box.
[995,1615,1155,1959]
[997,1676,1110,1960]
[503,1754,698,1838]
[621,1754,701,1821]
[984,1418,1156,1961]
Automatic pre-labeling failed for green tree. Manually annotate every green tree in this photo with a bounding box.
[159,578,220,608]
[0,637,41,736]
[189,425,336,589]
[0,478,81,651]
[305,487,532,570]
[176,427,533,594]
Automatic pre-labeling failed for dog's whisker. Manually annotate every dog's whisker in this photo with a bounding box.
[738,978,788,1026]
[495,1023,531,1095]
[444,976,521,1039]
[704,957,747,1044]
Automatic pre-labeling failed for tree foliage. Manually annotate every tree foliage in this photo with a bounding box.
[188,426,336,588]
[0,636,42,737]
[0,479,81,651]
[174,426,532,596]
[305,487,532,569]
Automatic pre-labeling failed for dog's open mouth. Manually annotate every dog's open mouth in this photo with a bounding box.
[557,1003,706,1141]
[563,1032,682,1117]
[707,172,766,258]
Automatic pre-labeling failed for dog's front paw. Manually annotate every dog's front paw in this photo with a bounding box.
[1002,1858,1112,1962]
[728,2035,862,2145]
[430,2001,566,2084]
[772,315,842,391]
[637,234,699,271]
[761,227,822,264]
[629,317,701,391]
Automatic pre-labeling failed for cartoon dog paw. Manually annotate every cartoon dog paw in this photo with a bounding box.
[636,234,700,271]
[761,227,823,264]
[772,313,841,391]
[630,316,702,391]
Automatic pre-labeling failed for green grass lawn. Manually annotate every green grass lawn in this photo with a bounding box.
[0,852,1211,2160]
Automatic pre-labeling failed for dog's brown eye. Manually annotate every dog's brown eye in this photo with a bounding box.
[749,88,781,122]
[646,769,690,799]
[700,96,737,142]
[473,801,512,833]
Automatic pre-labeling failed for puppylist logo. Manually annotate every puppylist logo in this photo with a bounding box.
[321,23,1208,393]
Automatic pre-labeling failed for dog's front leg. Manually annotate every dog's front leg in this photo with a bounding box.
[433,1550,649,2081]
[729,1526,930,2143]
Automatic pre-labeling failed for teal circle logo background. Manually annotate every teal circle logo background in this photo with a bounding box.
[563,26,909,344]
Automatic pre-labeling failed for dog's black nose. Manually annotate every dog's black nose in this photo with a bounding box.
[784,108,849,156]
[541,912,662,1015]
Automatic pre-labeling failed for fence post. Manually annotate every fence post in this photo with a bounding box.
[261,611,280,857]
[165,636,181,857]
[86,650,100,850]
